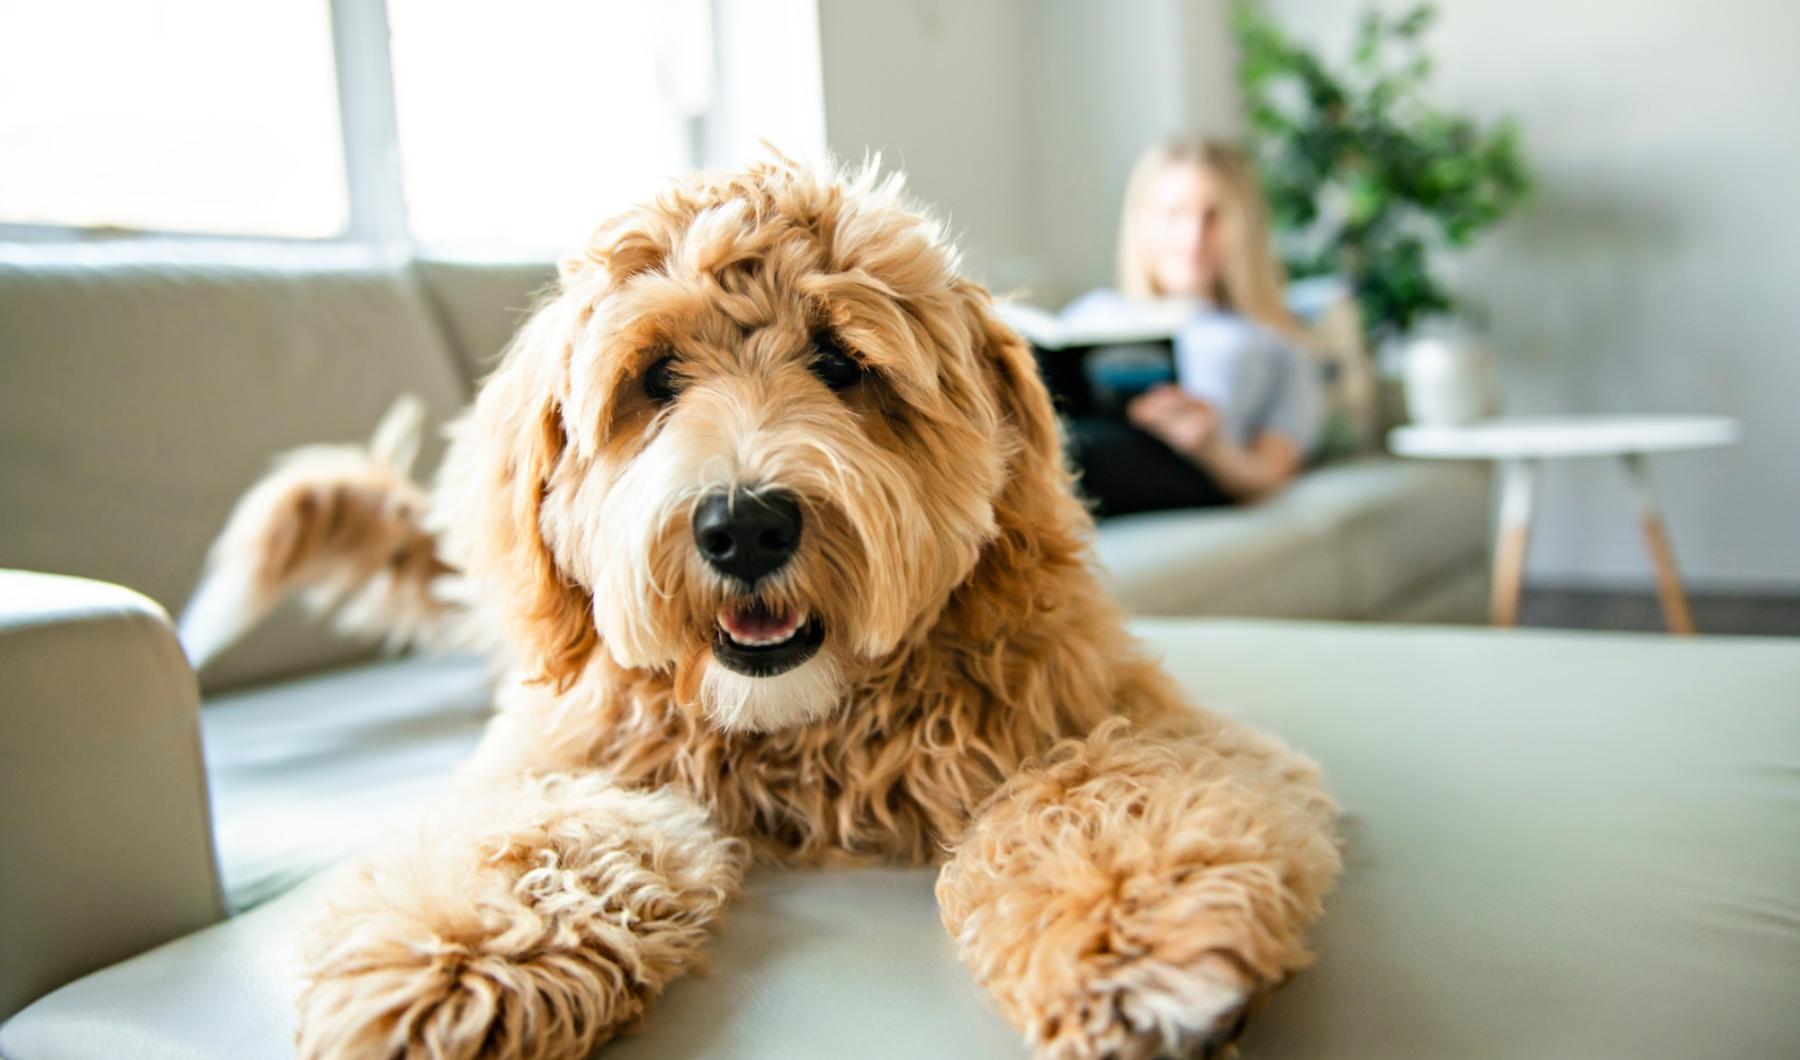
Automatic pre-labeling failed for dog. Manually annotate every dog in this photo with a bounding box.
[184,155,1341,1060]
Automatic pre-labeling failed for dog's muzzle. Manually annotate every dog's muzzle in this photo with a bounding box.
[695,488,823,676]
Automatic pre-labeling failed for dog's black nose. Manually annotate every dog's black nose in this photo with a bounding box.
[693,489,803,584]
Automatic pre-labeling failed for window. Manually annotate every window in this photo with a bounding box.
[0,0,825,249]
[387,0,709,250]
[0,0,348,238]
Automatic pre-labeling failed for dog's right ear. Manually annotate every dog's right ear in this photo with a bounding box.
[459,296,600,691]
[954,280,1071,501]
[949,279,1098,615]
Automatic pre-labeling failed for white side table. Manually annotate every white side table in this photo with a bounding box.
[1389,415,1741,634]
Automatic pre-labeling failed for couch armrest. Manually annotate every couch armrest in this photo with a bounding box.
[0,571,225,1019]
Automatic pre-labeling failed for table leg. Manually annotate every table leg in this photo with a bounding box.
[1491,458,1538,627]
[1620,453,1696,635]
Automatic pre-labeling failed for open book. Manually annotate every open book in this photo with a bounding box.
[992,299,1191,350]
[995,275,1353,348]
[992,300,1190,417]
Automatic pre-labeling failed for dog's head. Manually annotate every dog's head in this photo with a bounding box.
[447,157,1070,732]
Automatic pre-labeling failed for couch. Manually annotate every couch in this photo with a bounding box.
[0,242,1492,1011]
[0,244,1490,685]
[3,574,1795,1058]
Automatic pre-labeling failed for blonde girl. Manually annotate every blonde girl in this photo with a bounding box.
[1061,137,1322,512]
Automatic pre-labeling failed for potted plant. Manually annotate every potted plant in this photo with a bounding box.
[1232,1,1531,424]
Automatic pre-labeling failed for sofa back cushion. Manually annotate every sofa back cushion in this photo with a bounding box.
[412,257,556,385]
[0,243,469,692]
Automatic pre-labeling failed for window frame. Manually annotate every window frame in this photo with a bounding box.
[0,0,728,248]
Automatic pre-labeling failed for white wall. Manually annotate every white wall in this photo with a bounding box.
[1266,0,1800,590]
[1029,0,1242,305]
[817,0,1241,305]
[815,0,1042,291]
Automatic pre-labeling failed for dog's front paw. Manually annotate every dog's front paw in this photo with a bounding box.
[1030,950,1260,1060]
[937,724,1338,1060]
[943,862,1279,1060]
[294,775,745,1060]
[296,930,628,1060]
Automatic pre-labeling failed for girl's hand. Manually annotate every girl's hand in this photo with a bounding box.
[1128,384,1217,456]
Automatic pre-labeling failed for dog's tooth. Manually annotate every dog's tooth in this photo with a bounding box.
[724,622,801,648]
[717,607,806,648]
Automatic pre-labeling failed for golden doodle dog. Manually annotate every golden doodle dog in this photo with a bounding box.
[184,156,1341,1060]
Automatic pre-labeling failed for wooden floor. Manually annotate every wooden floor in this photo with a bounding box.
[1520,587,1800,637]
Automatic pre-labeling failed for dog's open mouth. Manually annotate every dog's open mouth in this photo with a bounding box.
[712,602,824,677]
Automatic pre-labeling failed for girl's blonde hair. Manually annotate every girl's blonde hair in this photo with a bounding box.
[1116,137,1300,336]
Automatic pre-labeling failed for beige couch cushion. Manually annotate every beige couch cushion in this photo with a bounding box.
[1097,498,1352,617]
[1096,458,1489,620]
[0,571,222,1020]
[0,244,470,692]
[1279,457,1490,616]
[201,654,493,912]
[5,620,1794,1059]
[412,256,555,384]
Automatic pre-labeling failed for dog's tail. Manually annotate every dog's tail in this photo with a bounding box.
[178,396,478,670]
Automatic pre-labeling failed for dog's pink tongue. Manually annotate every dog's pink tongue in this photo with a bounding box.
[721,605,802,642]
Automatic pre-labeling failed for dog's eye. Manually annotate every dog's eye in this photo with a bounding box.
[809,334,866,392]
[642,354,682,404]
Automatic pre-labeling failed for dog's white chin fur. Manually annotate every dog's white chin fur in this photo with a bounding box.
[700,653,843,733]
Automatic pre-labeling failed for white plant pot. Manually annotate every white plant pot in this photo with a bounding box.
[1402,335,1495,426]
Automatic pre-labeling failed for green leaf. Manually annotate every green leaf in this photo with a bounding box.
[1397,3,1437,38]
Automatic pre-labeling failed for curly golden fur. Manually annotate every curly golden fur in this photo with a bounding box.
[192,155,1341,1059]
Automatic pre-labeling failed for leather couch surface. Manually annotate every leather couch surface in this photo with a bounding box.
[0,572,223,1020]
[201,653,494,911]
[6,620,1795,1059]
